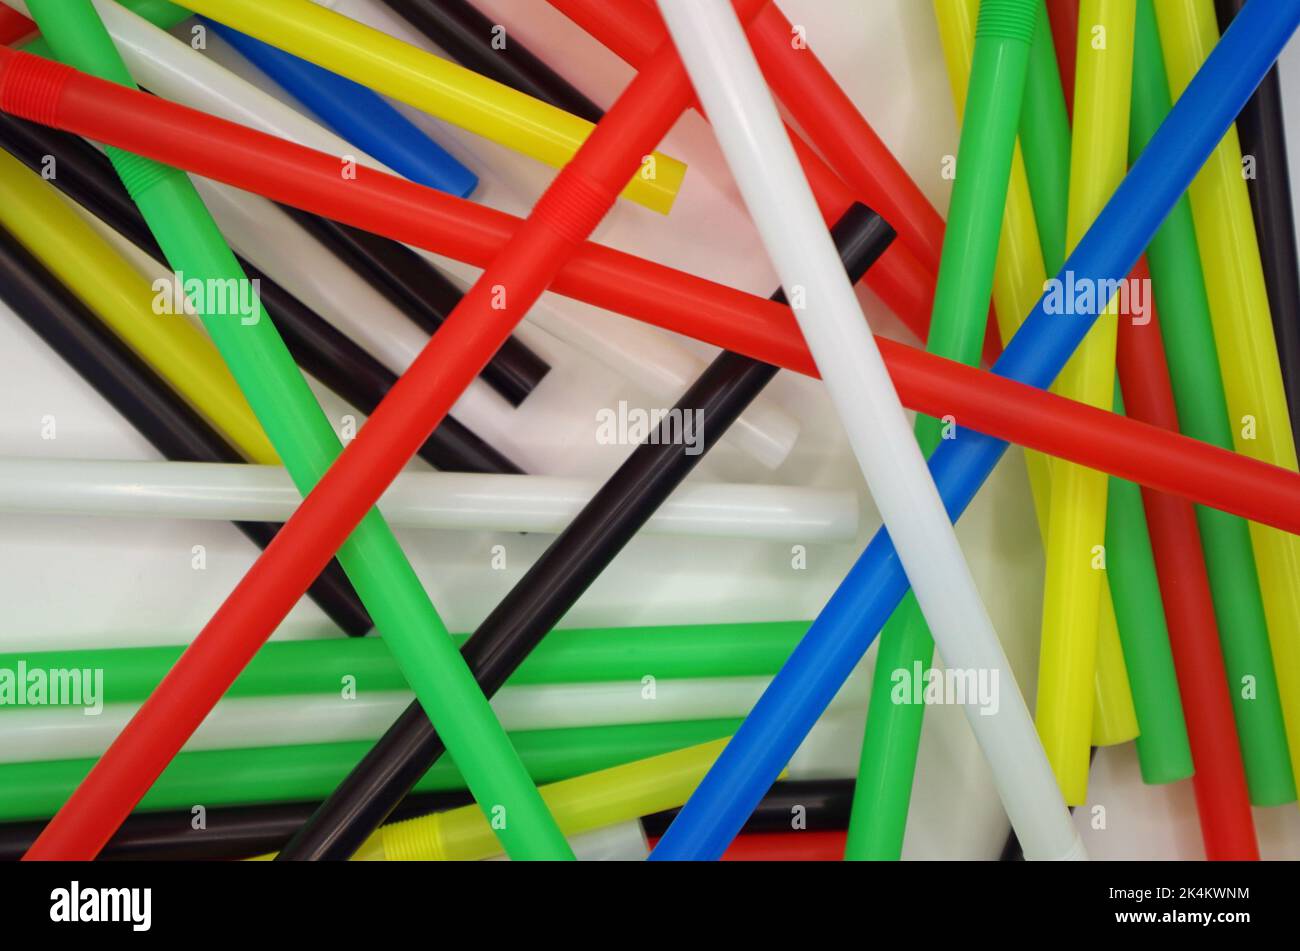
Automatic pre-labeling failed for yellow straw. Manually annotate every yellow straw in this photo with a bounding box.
[357,739,729,860]
[1036,0,1136,805]
[0,149,277,464]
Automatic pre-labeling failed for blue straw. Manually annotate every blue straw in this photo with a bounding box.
[202,18,478,198]
[650,0,1300,861]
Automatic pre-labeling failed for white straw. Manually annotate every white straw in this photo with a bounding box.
[0,675,869,764]
[655,0,1081,861]
[7,0,799,468]
[0,458,857,542]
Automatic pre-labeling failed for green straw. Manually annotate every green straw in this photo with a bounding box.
[1016,0,1193,784]
[1106,389,1192,783]
[0,719,739,823]
[0,621,808,708]
[1017,2,1069,277]
[1130,0,1293,804]
[25,0,571,859]
[845,0,1038,861]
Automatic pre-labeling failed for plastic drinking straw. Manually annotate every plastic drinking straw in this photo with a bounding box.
[1217,0,1300,443]
[20,0,569,862]
[0,2,31,43]
[2,675,854,764]
[0,458,856,542]
[16,0,549,416]
[650,0,1300,861]
[0,149,275,464]
[652,830,836,861]
[675,830,847,862]
[657,0,1079,862]
[379,0,604,124]
[0,117,526,476]
[0,223,372,637]
[642,778,853,837]
[1046,0,1079,113]
[345,740,730,861]
[1131,0,1290,819]
[13,0,768,862]
[1016,1,1144,753]
[276,207,890,861]
[3,60,1300,531]
[1020,2,1182,757]
[270,208,549,410]
[550,0,987,368]
[198,18,476,197]
[0,622,811,704]
[1155,0,1300,797]
[846,0,1039,862]
[0,720,739,823]
[490,821,650,862]
[1032,0,1135,806]
[157,0,684,213]
[1020,3,1070,284]
[0,777,844,862]
[0,791,476,862]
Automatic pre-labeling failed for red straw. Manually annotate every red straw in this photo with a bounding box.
[1116,260,1259,860]
[1048,0,1080,118]
[648,831,848,861]
[1,47,1298,537]
[0,5,34,46]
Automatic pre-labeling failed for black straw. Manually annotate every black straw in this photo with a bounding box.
[1216,0,1300,443]
[378,0,605,124]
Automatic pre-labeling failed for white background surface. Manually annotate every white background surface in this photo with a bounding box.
[0,0,1297,859]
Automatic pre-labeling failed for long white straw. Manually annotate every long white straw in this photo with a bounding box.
[8,0,798,468]
[0,675,869,764]
[655,0,1081,860]
[0,458,857,541]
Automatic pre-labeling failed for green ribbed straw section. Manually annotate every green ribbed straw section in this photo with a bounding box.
[108,147,182,201]
[977,0,1040,43]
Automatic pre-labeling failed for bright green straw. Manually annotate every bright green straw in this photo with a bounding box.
[844,0,1038,861]
[0,719,739,822]
[1015,0,1193,786]
[25,0,571,859]
[1130,0,1293,804]
[0,621,808,708]
[1105,391,1192,783]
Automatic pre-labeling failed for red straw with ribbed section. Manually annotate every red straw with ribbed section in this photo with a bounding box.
[16,1,745,857]
[1,47,1299,536]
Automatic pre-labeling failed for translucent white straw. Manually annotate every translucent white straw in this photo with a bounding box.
[0,458,857,541]
[0,675,871,764]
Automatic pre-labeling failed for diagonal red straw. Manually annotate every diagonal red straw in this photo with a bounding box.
[15,0,771,860]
